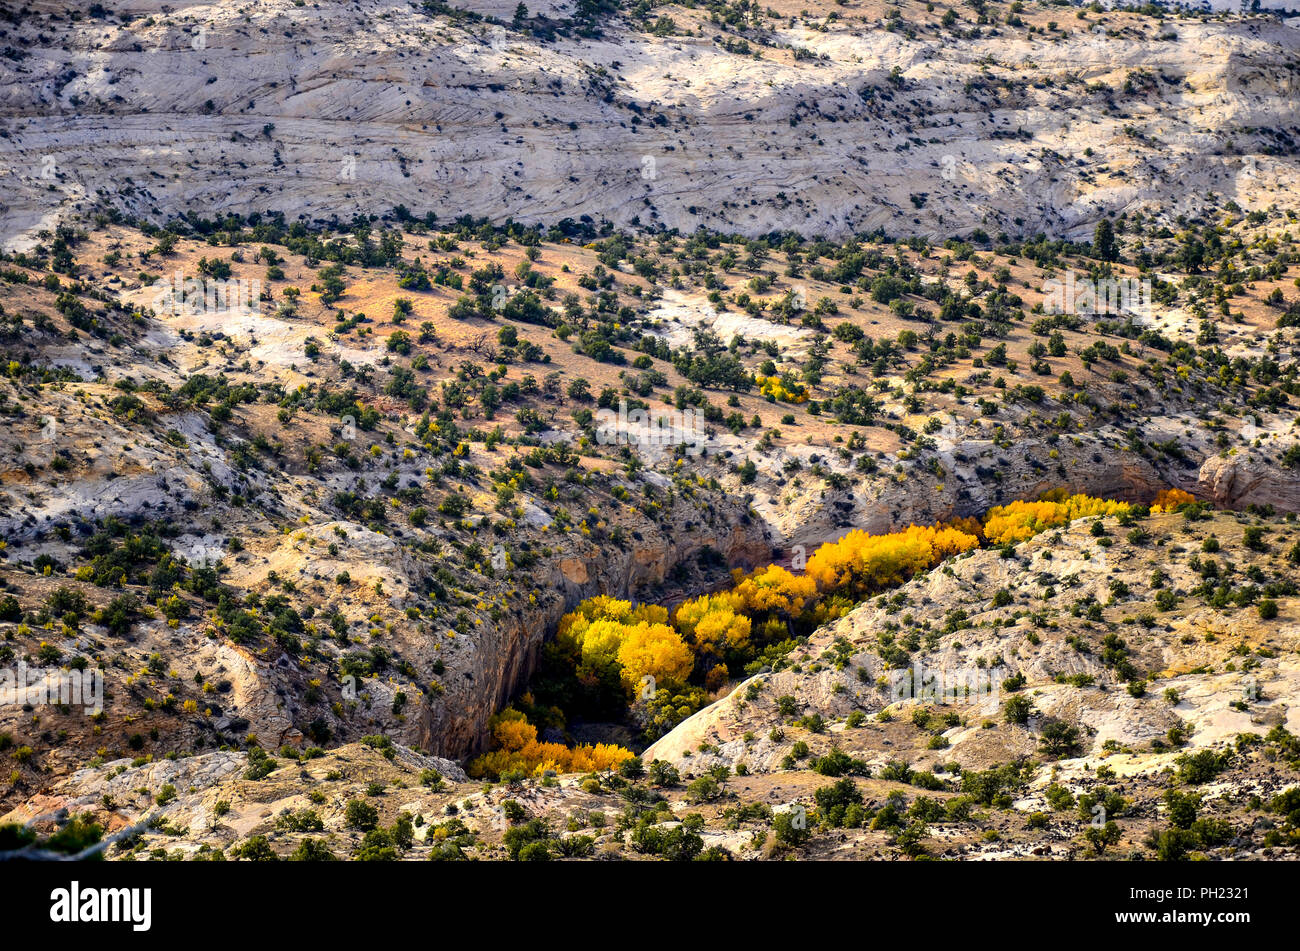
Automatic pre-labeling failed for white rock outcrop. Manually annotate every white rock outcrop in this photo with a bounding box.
[2,1,1298,246]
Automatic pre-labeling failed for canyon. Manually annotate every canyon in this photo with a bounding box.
[0,0,1297,862]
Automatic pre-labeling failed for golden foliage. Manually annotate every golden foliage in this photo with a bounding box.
[1150,488,1196,513]
[556,595,668,645]
[674,590,752,657]
[612,621,695,692]
[557,597,693,694]
[982,492,1132,545]
[755,374,809,403]
[730,564,819,618]
[942,515,985,542]
[804,524,980,598]
[466,708,634,779]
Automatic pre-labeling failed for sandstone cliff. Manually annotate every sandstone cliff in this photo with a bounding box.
[2,1,1298,247]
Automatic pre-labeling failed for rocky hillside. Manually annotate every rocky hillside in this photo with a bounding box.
[0,202,1297,858]
[645,508,1300,772]
[2,0,1299,246]
[0,2,1299,862]
[7,507,1299,861]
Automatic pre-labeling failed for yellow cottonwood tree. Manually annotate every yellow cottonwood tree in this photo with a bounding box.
[755,374,810,403]
[674,590,751,657]
[556,598,694,697]
[614,621,694,693]
[557,596,669,650]
[804,524,980,599]
[577,617,633,666]
[467,708,634,779]
[982,493,1132,545]
[731,564,818,619]
[1150,488,1196,513]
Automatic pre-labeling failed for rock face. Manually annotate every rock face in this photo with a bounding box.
[416,507,774,757]
[3,1,1299,247]
[740,412,1300,554]
[7,508,1300,862]
[2,219,1295,771]
[1198,452,1300,512]
[0,742,468,844]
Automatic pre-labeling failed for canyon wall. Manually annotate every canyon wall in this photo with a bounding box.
[3,1,1299,246]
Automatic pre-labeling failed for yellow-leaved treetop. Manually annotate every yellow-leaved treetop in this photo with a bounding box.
[981,492,1132,545]
[556,596,692,695]
[467,708,634,779]
[673,590,752,658]
[1150,488,1196,513]
[804,524,980,599]
[730,564,818,619]
[613,621,695,693]
[556,594,669,646]
[755,374,810,403]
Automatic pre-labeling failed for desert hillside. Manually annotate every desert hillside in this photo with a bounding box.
[1,0,1299,245]
[0,194,1297,859]
[0,0,1298,864]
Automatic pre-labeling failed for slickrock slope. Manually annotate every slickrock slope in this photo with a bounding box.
[644,509,1300,772]
[2,0,1299,247]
